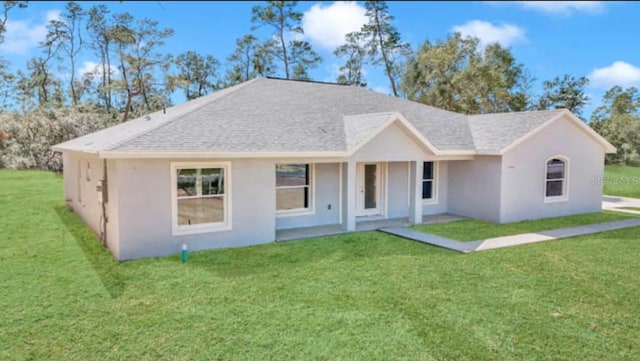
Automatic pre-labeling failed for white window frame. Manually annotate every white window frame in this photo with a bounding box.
[422,161,438,205]
[170,161,232,236]
[544,156,569,203]
[276,163,315,217]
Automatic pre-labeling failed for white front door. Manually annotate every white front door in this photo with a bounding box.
[356,163,382,216]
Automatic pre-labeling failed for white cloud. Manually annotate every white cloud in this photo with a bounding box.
[487,1,604,15]
[589,61,640,89]
[45,10,62,23]
[78,61,120,78]
[452,20,526,48]
[515,1,604,14]
[324,63,342,83]
[0,10,60,55]
[302,1,367,51]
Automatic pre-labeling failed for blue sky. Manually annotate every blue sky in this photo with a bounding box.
[2,1,639,119]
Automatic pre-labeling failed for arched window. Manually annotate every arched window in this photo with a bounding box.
[545,157,568,201]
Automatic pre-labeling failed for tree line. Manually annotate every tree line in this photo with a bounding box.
[0,0,638,170]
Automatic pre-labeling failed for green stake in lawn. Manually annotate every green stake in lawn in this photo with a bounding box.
[181,244,188,263]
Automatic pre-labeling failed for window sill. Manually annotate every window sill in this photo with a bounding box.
[544,196,568,204]
[172,223,231,236]
[276,209,315,218]
[422,199,439,205]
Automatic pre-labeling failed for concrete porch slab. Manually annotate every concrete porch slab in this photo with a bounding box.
[276,224,346,242]
[276,213,466,243]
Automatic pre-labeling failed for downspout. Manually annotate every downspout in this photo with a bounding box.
[99,159,109,246]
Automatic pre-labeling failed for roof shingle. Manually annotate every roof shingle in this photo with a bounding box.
[53,77,568,155]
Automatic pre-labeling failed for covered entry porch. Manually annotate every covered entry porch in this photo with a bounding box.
[340,160,426,230]
[274,115,473,242]
[275,158,461,241]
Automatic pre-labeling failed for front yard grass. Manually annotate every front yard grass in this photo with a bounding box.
[2,169,640,360]
[604,164,640,198]
[621,207,640,212]
[412,211,637,241]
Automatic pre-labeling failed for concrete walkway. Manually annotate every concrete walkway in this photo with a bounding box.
[603,195,640,215]
[378,227,480,253]
[380,218,640,253]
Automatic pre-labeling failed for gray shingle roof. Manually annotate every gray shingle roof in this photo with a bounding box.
[343,112,397,150]
[53,77,568,155]
[468,109,564,153]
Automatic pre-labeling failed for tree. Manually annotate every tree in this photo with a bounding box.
[591,86,640,165]
[110,13,174,121]
[15,57,63,108]
[1,1,27,44]
[358,1,409,96]
[401,33,478,112]
[225,34,274,86]
[471,43,529,113]
[1,1,28,110]
[0,105,119,170]
[287,39,321,80]
[169,51,220,100]
[334,32,367,87]
[86,4,114,109]
[46,2,86,106]
[536,75,590,117]
[16,27,67,108]
[251,1,321,79]
[401,32,530,114]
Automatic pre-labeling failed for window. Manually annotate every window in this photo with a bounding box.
[86,162,91,182]
[276,164,313,214]
[422,161,437,202]
[171,162,230,235]
[545,157,568,201]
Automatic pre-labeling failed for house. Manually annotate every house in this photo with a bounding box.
[52,77,616,260]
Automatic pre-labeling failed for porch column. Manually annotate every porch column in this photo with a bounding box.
[409,160,423,225]
[342,161,357,231]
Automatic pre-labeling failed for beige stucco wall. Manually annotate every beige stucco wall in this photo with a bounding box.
[114,158,276,260]
[63,152,104,236]
[349,122,435,162]
[448,156,503,223]
[386,161,449,218]
[500,116,605,222]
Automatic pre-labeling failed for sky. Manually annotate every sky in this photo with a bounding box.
[2,1,639,120]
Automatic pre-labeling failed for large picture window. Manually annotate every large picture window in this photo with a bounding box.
[422,161,437,202]
[545,157,568,201]
[276,164,312,213]
[172,162,230,235]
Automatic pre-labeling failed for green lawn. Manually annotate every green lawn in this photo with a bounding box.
[412,212,637,241]
[2,170,640,360]
[604,165,640,198]
[621,207,640,212]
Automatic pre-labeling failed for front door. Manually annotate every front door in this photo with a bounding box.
[356,163,382,216]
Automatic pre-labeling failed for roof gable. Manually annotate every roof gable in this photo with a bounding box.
[344,112,440,155]
[499,109,616,154]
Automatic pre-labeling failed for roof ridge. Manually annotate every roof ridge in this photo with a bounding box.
[467,108,565,118]
[265,76,349,86]
[107,78,260,151]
